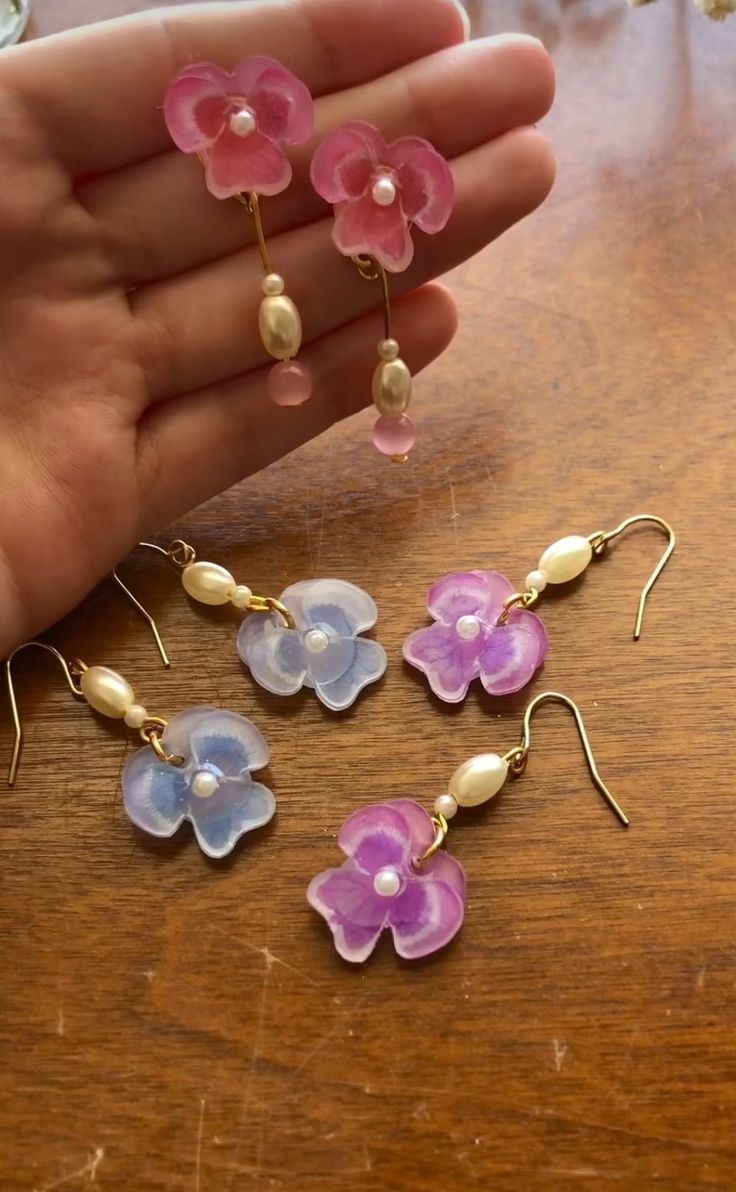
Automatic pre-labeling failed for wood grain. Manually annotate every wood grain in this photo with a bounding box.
[2,1,736,1188]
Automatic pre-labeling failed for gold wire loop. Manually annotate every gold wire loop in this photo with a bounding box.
[351,254,392,340]
[5,642,86,786]
[516,691,629,827]
[586,514,675,641]
[412,812,450,871]
[237,191,272,274]
[246,595,297,630]
[139,718,185,767]
[502,744,528,776]
[496,588,539,627]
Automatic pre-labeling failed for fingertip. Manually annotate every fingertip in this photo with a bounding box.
[485,33,556,119]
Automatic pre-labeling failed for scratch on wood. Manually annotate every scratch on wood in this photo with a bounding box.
[553,1039,568,1072]
[216,928,318,987]
[226,937,273,1190]
[34,1147,104,1191]
[195,1098,205,1192]
[56,1006,64,1037]
[448,481,461,521]
[696,967,706,990]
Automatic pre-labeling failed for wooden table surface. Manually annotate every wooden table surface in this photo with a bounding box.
[2,1,735,1189]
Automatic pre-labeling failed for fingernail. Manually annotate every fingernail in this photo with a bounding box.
[450,0,471,41]
[490,31,546,49]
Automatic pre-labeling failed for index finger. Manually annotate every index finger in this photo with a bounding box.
[1,0,468,176]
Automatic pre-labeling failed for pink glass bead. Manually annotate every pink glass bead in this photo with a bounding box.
[267,361,312,407]
[372,413,416,457]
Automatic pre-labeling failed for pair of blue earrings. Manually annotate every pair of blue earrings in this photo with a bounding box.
[6,539,387,860]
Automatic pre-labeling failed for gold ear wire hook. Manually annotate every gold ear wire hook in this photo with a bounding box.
[112,543,174,669]
[587,514,675,642]
[5,642,85,787]
[352,255,392,340]
[512,691,629,827]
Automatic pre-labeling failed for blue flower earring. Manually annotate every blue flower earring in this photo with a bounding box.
[117,540,388,712]
[5,642,275,860]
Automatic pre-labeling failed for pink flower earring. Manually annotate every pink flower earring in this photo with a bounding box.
[404,514,675,703]
[308,692,629,963]
[164,58,315,406]
[310,123,454,460]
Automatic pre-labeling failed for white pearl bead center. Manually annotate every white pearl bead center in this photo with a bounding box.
[373,867,401,897]
[372,175,397,207]
[304,627,330,654]
[229,106,257,137]
[455,614,482,641]
[191,771,219,799]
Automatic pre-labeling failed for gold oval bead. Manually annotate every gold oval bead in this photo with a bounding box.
[448,753,509,808]
[372,357,412,416]
[80,666,135,719]
[258,295,302,361]
[538,535,593,585]
[182,561,236,605]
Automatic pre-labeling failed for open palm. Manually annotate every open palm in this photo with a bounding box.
[0,0,554,656]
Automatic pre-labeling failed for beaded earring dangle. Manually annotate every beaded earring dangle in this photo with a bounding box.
[115,541,387,713]
[403,514,675,703]
[307,692,629,963]
[164,57,315,406]
[310,122,455,460]
[5,643,275,860]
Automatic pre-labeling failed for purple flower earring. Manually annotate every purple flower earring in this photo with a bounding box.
[6,643,275,860]
[164,57,315,407]
[116,541,387,714]
[310,122,454,460]
[404,514,675,704]
[308,692,629,963]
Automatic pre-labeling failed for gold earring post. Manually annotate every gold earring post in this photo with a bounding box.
[587,514,675,641]
[511,690,629,827]
[5,642,85,787]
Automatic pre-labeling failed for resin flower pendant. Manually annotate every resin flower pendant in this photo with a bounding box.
[122,706,275,859]
[308,801,466,962]
[403,571,548,703]
[238,578,387,711]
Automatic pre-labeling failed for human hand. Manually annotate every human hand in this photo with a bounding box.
[0,0,554,655]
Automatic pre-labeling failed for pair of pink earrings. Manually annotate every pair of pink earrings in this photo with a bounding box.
[164,57,455,461]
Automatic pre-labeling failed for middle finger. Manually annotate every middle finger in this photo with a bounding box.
[82,35,552,286]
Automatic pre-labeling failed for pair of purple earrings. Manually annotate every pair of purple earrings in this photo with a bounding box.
[164,56,455,461]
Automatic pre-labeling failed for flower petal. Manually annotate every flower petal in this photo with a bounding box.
[402,623,479,703]
[307,863,389,963]
[122,748,187,839]
[314,637,387,711]
[281,578,379,635]
[189,776,275,859]
[163,64,230,152]
[478,622,546,696]
[205,128,291,199]
[333,196,414,273]
[425,571,514,625]
[230,58,314,145]
[182,708,270,775]
[237,616,307,696]
[310,121,385,203]
[387,136,454,233]
[389,874,465,960]
[384,799,436,855]
[513,608,549,665]
[338,803,412,872]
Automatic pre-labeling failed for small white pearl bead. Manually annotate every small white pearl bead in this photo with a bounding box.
[371,176,396,206]
[434,793,458,820]
[229,107,256,137]
[525,568,548,593]
[124,704,148,729]
[455,614,481,641]
[373,868,401,897]
[231,584,253,610]
[262,273,285,297]
[378,338,400,361]
[191,771,219,799]
[304,628,330,654]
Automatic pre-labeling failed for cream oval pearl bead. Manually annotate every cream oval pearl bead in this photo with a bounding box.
[434,793,458,820]
[182,560,236,605]
[258,295,302,361]
[231,584,253,610]
[81,666,135,719]
[124,703,148,729]
[372,357,412,416]
[525,568,548,593]
[261,272,285,297]
[448,753,509,808]
[538,535,593,585]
